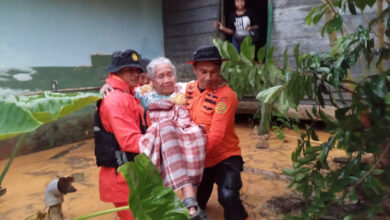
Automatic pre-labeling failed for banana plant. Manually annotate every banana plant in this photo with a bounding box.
[0,91,101,195]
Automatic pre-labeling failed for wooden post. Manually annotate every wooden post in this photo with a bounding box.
[258,0,273,135]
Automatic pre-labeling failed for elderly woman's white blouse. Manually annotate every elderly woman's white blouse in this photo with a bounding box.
[135,82,192,110]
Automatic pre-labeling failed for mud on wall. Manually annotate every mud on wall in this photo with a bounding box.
[0,0,164,157]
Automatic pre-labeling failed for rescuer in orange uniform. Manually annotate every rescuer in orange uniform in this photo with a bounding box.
[97,49,143,220]
[186,46,248,220]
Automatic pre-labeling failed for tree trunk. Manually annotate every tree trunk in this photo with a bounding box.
[377,0,385,72]
[325,8,337,47]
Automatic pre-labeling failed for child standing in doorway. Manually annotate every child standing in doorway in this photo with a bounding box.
[215,0,259,52]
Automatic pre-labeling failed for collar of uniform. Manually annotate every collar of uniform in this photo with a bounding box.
[106,73,134,95]
[196,77,226,94]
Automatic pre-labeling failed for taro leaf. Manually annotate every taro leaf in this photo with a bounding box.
[118,154,189,220]
[213,38,229,59]
[0,91,101,140]
[240,36,255,62]
[0,101,41,140]
[266,47,275,62]
[277,91,290,114]
[256,85,283,104]
[248,67,257,88]
[213,38,223,53]
[257,46,266,62]
[227,42,241,62]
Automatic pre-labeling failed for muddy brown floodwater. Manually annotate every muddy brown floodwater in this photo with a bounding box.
[0,123,345,220]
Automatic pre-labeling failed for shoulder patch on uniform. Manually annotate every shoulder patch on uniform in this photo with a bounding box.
[215,102,227,114]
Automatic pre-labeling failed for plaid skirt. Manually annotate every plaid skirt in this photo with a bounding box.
[139,100,206,190]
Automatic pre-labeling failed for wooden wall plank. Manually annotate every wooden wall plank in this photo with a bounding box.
[164,0,219,13]
[165,5,219,25]
[273,4,319,22]
[165,33,215,53]
[274,0,320,8]
[163,0,218,80]
[165,20,216,37]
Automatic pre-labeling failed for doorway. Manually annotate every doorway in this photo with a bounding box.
[222,0,268,51]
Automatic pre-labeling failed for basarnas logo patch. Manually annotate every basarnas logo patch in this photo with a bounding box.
[215,102,227,114]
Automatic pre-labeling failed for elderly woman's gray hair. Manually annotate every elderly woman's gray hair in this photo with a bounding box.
[146,57,176,79]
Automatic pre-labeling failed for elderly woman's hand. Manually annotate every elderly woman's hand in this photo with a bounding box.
[170,93,186,105]
[139,84,153,94]
[100,84,114,96]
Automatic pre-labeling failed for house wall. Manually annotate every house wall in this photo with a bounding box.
[272,0,376,71]
[0,0,163,68]
[163,0,220,81]
[272,0,377,105]
[0,0,164,94]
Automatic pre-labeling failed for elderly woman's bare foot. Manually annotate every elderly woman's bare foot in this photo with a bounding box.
[182,197,210,219]
[188,206,197,216]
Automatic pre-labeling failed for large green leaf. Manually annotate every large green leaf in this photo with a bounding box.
[118,154,189,220]
[213,38,229,59]
[227,42,241,62]
[256,85,283,104]
[277,91,290,114]
[257,46,266,62]
[0,102,41,140]
[0,91,101,140]
[240,36,255,63]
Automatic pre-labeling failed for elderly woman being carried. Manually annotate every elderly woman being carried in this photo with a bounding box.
[101,57,207,219]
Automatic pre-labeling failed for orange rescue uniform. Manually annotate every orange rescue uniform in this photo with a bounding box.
[185,80,241,168]
[99,74,142,204]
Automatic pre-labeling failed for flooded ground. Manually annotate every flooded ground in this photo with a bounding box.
[0,123,343,220]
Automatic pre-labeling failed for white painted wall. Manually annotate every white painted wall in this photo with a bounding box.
[0,0,164,67]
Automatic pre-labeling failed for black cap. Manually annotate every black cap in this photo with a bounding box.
[187,45,226,64]
[105,49,143,73]
[140,58,151,72]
